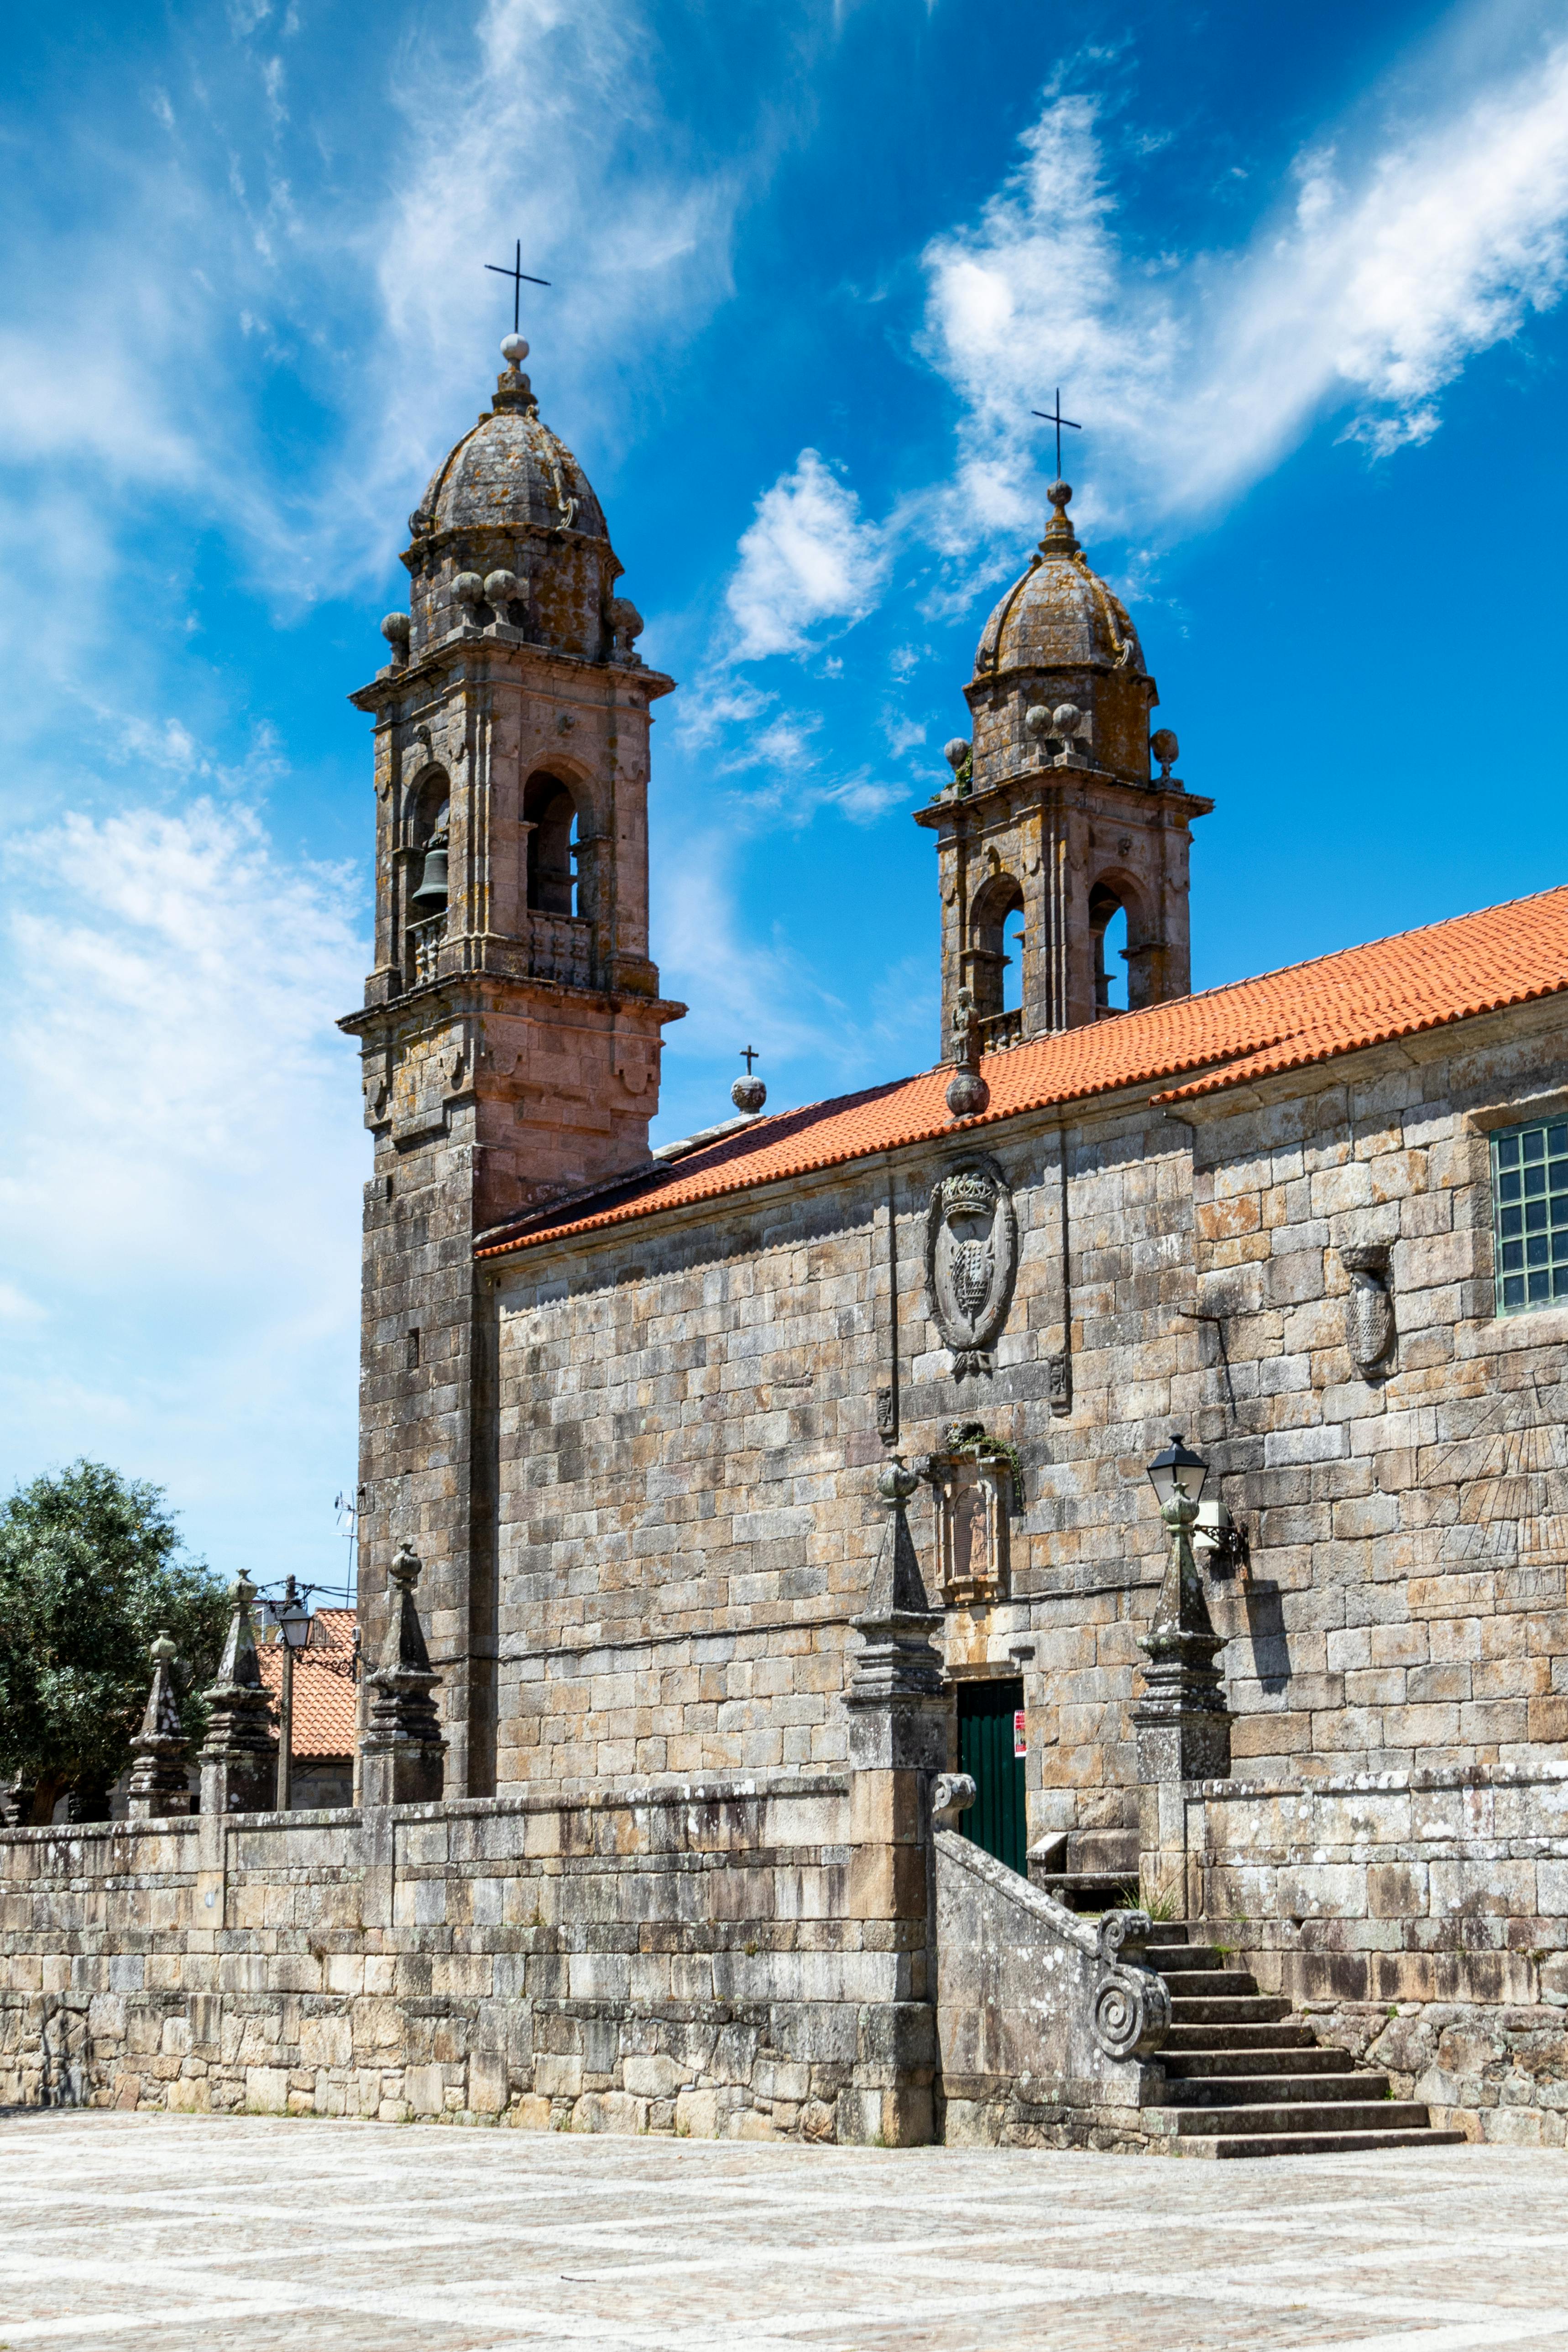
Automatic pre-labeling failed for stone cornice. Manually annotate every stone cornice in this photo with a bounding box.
[338,970,687,1043]
[912,768,1213,833]
[351,633,675,717]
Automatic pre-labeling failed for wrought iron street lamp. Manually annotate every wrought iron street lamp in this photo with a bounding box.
[1146,1434,1208,1515]
[272,1576,313,1813]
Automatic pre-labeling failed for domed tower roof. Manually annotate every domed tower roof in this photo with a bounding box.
[973,481,1145,682]
[397,336,635,670]
[409,335,608,545]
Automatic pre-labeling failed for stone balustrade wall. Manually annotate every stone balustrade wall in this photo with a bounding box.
[0,1776,937,2145]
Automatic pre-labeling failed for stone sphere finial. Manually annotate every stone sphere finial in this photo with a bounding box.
[484,569,521,606]
[453,571,484,608]
[946,1068,990,1120]
[878,1459,919,1505]
[149,1628,178,1666]
[381,612,411,652]
[1024,704,1050,738]
[1048,478,1072,512]
[500,334,529,365]
[1052,703,1081,737]
[1151,727,1179,779]
[731,1075,767,1115]
[390,1540,422,1593]
[944,737,972,772]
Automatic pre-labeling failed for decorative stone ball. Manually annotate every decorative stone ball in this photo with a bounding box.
[381,612,411,646]
[453,571,484,606]
[946,1067,991,1121]
[484,569,521,606]
[944,737,972,772]
[608,596,644,641]
[501,335,530,366]
[1150,727,1179,769]
[1024,704,1050,737]
[731,1074,767,1115]
[1052,703,1081,736]
[1048,478,1072,508]
[878,1459,919,1505]
[407,507,430,538]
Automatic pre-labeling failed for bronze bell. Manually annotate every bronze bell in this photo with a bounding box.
[411,833,449,911]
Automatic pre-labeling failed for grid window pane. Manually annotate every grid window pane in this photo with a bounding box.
[1494,1119,1568,1317]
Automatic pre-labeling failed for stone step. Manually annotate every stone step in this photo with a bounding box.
[1161,2046,1351,2079]
[1139,1942,1229,1971]
[1169,2100,1432,2138]
[1162,2021,1319,2051]
[1168,1994,1294,2026]
[1155,1968,1262,1999]
[1033,1872,1130,1913]
[1159,2072,1395,2109]
[1171,2127,1469,2161]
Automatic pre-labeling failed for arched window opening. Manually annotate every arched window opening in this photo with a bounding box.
[408,772,451,918]
[968,873,1024,1020]
[523,771,578,916]
[1090,883,1128,1015]
[1002,909,1025,1014]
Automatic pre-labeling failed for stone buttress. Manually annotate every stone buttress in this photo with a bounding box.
[340,334,685,1797]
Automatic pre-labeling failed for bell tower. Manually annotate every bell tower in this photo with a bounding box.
[339,332,685,1796]
[914,479,1212,1051]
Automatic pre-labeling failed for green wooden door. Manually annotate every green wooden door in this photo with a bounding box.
[956,1678,1027,1877]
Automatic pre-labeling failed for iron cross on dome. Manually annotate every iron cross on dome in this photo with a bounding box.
[485,240,551,335]
[1031,389,1082,476]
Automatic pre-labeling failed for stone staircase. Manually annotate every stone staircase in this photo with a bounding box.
[1031,1845,1464,2158]
[1137,1924,1466,2158]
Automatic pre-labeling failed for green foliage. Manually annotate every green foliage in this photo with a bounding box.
[941,1421,1026,1513]
[1117,1877,1183,1922]
[0,1461,227,1821]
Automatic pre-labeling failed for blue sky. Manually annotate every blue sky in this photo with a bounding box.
[2,0,1567,1587]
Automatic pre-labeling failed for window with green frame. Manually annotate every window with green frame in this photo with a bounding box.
[1492,1119,1568,1313]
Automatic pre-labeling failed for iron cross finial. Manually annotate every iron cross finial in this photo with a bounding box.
[484,239,551,335]
[739,1045,760,1075]
[1031,388,1082,478]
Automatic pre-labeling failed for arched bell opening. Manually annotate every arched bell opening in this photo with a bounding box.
[1089,881,1127,1016]
[1002,908,1026,1014]
[967,872,1025,1021]
[408,770,452,915]
[523,771,579,917]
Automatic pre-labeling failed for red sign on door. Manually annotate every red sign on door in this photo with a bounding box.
[1014,1709,1027,1758]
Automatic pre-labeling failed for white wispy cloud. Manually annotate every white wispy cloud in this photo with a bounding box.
[922,18,1568,538]
[0,798,366,1579]
[725,448,890,659]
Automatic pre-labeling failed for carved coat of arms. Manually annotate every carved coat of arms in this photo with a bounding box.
[924,1155,1019,1377]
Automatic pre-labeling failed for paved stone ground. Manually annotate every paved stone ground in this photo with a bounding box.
[0,2115,1564,2349]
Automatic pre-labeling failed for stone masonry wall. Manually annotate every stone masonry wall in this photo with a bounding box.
[1180,1763,1568,2145]
[0,1780,937,2144]
[484,998,1568,1865]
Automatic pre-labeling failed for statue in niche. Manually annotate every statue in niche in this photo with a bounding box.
[924,1154,1019,1376]
[1341,1243,1395,1374]
[927,1441,1011,1610]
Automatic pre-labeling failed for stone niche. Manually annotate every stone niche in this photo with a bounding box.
[929,1449,1011,1610]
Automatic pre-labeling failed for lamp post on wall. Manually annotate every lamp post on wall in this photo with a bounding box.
[1132,1435,1232,1788]
[272,1576,314,1813]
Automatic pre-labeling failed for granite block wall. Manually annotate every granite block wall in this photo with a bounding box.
[482,1000,1568,1861]
[0,1780,935,2146]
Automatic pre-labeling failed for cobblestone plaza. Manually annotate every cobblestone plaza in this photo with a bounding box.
[0,2114,1563,2349]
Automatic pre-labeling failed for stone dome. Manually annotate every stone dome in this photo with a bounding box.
[973,483,1144,682]
[409,343,608,547]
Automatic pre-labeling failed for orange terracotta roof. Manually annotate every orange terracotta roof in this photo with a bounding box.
[477,884,1568,1262]
[257,1608,357,1759]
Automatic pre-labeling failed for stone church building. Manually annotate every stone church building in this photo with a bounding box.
[7,334,1568,2152]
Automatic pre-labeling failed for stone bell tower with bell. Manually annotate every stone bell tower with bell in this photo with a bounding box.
[914,477,1212,1053]
[340,330,685,1798]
